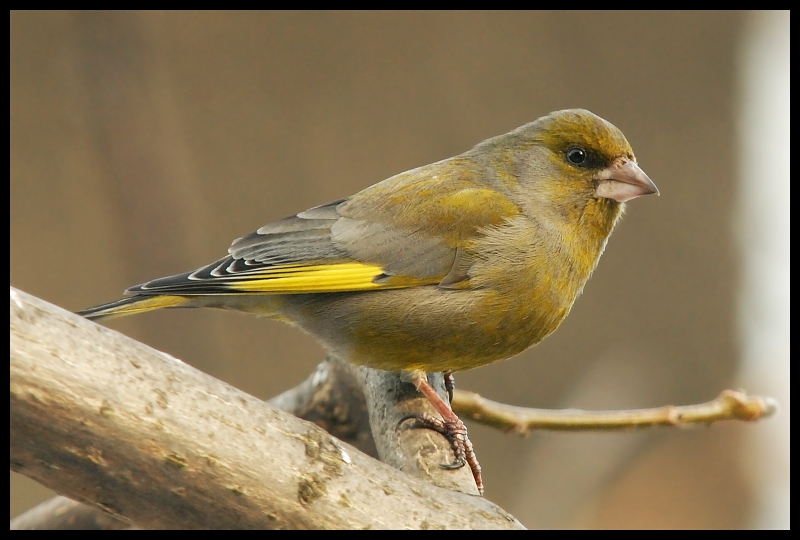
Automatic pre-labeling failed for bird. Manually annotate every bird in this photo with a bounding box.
[79,108,659,494]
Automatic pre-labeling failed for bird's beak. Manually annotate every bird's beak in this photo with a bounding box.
[594,158,659,203]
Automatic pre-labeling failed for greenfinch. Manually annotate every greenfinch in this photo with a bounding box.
[80,109,658,494]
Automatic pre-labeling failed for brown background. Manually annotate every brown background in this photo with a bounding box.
[11,11,760,528]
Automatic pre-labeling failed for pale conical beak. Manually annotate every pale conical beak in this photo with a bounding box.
[594,158,659,203]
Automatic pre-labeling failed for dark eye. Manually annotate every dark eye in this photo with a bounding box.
[566,147,587,165]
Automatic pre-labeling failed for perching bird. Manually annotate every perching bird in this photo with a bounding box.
[79,109,659,494]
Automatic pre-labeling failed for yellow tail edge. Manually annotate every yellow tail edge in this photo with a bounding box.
[77,295,189,322]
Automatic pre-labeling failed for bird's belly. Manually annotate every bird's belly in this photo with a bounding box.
[281,286,570,373]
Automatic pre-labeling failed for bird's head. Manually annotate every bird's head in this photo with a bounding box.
[479,109,658,227]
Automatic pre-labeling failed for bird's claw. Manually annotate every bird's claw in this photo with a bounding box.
[397,411,483,494]
[443,371,455,404]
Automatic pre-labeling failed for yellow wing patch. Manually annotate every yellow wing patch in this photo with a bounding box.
[226,262,439,293]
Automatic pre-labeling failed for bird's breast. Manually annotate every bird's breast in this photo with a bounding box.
[283,214,611,373]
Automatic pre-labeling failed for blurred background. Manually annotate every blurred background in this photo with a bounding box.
[10,11,789,529]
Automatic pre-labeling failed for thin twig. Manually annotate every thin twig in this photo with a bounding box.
[452,389,776,435]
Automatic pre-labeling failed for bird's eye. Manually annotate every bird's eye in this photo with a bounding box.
[566,147,587,165]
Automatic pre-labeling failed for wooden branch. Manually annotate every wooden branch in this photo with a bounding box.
[452,389,776,434]
[269,357,479,494]
[9,287,522,530]
[361,369,479,494]
[267,357,378,458]
[10,360,475,530]
[13,283,776,528]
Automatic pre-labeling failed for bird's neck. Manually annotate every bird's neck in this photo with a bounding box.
[530,197,623,307]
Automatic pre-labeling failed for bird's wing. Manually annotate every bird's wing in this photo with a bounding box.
[128,160,520,296]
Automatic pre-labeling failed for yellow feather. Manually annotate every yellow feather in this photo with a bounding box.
[226,262,432,293]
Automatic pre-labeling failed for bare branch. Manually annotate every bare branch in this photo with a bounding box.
[452,389,776,434]
[10,360,477,530]
[9,287,523,530]
[361,369,479,494]
[269,358,480,495]
[267,358,378,458]
[13,282,776,528]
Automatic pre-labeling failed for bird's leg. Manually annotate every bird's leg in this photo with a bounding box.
[401,371,483,495]
[443,371,455,404]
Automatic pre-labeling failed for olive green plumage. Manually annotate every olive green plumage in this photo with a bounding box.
[80,108,658,374]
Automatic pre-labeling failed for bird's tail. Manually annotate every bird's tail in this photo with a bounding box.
[77,295,189,322]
